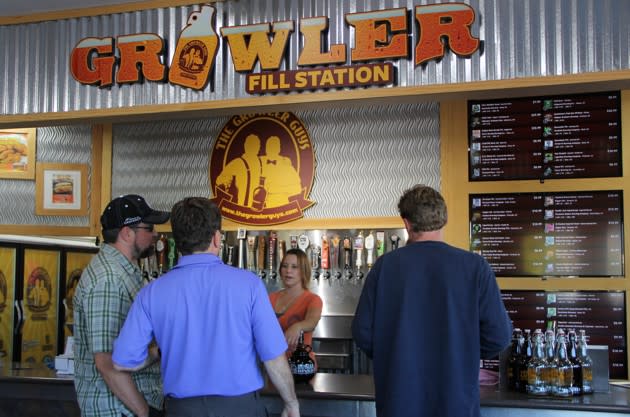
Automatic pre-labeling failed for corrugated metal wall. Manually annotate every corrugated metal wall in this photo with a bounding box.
[111,103,440,218]
[1,0,629,116]
[1,125,92,226]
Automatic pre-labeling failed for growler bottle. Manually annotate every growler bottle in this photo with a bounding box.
[551,331,573,397]
[518,329,532,393]
[567,330,583,396]
[251,177,267,211]
[507,328,523,391]
[577,330,594,394]
[526,330,550,395]
[288,330,315,383]
[543,329,556,391]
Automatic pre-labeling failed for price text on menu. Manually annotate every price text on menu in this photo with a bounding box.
[469,191,624,277]
[468,91,621,180]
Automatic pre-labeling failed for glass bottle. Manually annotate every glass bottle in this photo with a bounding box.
[577,330,594,394]
[252,177,267,211]
[543,329,556,391]
[507,328,523,391]
[567,330,582,396]
[288,330,315,383]
[527,330,550,395]
[552,331,573,397]
[518,329,532,393]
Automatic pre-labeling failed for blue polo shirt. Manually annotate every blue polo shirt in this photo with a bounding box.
[113,253,287,398]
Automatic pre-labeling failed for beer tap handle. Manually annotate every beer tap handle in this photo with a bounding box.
[365,231,375,270]
[342,236,353,278]
[237,228,246,269]
[257,235,266,279]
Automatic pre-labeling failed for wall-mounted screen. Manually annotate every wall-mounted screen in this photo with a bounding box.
[468,91,621,181]
[501,290,627,380]
[470,191,624,277]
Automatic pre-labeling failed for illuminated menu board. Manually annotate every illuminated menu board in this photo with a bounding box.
[470,191,624,277]
[468,91,621,180]
[502,290,627,379]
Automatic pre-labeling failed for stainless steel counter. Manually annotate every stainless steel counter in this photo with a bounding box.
[2,365,630,417]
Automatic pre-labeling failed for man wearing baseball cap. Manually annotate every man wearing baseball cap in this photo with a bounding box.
[73,195,170,417]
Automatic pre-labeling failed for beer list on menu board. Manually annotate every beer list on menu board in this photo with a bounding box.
[470,191,624,277]
[468,91,621,180]
[501,291,627,379]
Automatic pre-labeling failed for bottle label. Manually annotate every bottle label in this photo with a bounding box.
[291,362,315,375]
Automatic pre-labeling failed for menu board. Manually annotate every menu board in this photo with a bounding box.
[470,191,624,277]
[501,290,627,379]
[468,91,621,180]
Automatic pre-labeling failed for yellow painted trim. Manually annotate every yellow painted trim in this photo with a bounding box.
[2,70,630,129]
[0,225,91,236]
[155,216,405,233]
[0,1,224,26]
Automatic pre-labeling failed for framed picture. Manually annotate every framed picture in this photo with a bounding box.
[0,128,36,180]
[35,163,88,216]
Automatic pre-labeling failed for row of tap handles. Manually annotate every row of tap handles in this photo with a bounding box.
[219,229,404,280]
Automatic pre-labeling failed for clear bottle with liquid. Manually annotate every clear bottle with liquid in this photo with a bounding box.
[551,331,573,397]
[527,330,550,396]
[543,329,556,391]
[577,330,594,394]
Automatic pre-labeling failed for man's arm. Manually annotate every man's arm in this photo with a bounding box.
[94,352,150,417]
[113,344,160,372]
[264,354,300,417]
[478,260,513,358]
[351,262,379,358]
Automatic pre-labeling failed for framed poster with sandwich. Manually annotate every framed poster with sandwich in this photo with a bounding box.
[0,128,36,180]
[35,163,88,216]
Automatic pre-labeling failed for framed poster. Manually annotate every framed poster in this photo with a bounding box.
[0,128,36,180]
[35,163,88,216]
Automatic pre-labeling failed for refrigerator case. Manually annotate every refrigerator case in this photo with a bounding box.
[0,246,16,368]
[21,248,59,369]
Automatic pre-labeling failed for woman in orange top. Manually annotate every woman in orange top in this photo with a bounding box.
[269,248,323,368]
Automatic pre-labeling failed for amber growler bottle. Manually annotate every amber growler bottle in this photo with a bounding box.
[518,329,533,393]
[507,328,523,391]
[567,330,583,396]
[288,330,315,383]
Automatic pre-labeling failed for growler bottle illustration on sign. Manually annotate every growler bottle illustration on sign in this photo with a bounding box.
[288,330,315,383]
[169,5,219,90]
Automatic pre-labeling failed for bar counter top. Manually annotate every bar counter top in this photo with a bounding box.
[2,364,630,416]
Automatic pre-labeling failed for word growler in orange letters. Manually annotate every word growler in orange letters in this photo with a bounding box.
[209,112,315,226]
[70,3,479,93]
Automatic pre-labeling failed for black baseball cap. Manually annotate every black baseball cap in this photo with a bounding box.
[101,194,170,230]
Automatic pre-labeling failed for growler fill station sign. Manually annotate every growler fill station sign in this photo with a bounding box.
[70,3,481,93]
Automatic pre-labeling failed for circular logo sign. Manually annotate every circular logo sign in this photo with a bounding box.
[209,112,315,225]
[177,40,209,73]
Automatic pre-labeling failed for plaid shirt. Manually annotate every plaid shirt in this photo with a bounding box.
[73,244,162,417]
